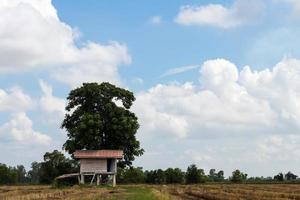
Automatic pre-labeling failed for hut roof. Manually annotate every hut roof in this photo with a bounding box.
[73,150,123,159]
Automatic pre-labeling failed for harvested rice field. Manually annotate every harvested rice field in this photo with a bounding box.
[1,184,300,200]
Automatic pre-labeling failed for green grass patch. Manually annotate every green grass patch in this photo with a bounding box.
[107,186,160,200]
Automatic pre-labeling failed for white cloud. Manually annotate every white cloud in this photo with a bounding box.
[174,0,264,28]
[135,61,267,139]
[39,80,65,123]
[135,133,300,177]
[135,58,300,140]
[149,16,162,24]
[134,57,300,175]
[52,42,131,87]
[0,0,75,71]
[0,87,33,112]
[0,112,51,145]
[134,83,192,138]
[160,65,199,78]
[257,134,300,162]
[0,0,131,86]
[0,0,58,19]
[0,82,64,166]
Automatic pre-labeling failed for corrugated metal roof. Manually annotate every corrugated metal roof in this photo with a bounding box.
[73,150,123,159]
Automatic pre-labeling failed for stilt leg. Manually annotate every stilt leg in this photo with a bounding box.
[96,174,100,185]
[112,174,116,187]
[80,174,85,184]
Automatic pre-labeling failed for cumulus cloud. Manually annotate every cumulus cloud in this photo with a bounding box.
[52,42,131,87]
[134,58,300,140]
[39,80,65,123]
[0,0,131,86]
[0,112,51,145]
[133,57,300,175]
[135,59,278,137]
[174,0,264,28]
[0,87,33,112]
[134,83,192,138]
[257,134,300,161]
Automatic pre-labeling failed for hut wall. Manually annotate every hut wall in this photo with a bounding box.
[80,159,107,173]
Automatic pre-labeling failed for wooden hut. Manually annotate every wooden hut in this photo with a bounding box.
[73,150,123,187]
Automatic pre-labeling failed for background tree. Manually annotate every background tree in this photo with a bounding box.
[27,162,41,184]
[117,167,145,183]
[208,169,216,181]
[216,170,225,182]
[0,163,17,184]
[145,169,166,184]
[185,164,206,184]
[144,170,155,184]
[39,150,78,184]
[230,169,247,183]
[208,169,224,182]
[274,173,284,181]
[285,171,298,180]
[155,169,166,184]
[15,165,27,184]
[62,82,144,167]
[165,168,185,184]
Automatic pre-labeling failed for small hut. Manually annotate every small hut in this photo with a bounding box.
[73,150,123,187]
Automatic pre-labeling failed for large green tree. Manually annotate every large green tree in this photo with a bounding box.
[62,82,144,167]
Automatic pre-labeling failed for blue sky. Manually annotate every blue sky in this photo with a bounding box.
[51,0,300,88]
[51,0,274,89]
[2,0,300,177]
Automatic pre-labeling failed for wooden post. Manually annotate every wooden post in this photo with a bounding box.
[80,174,85,184]
[96,174,100,185]
[78,175,81,184]
[114,159,117,172]
[112,174,116,187]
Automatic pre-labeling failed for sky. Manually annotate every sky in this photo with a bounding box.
[1,0,300,177]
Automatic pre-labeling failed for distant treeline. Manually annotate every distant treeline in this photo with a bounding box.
[117,166,299,184]
[0,150,299,185]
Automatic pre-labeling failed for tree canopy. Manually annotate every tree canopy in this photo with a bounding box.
[230,169,247,183]
[62,82,144,167]
[165,168,185,184]
[285,171,298,180]
[185,164,206,184]
[208,169,224,182]
[38,150,78,184]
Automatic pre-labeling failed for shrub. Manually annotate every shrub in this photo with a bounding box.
[117,167,145,184]
[145,169,166,184]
